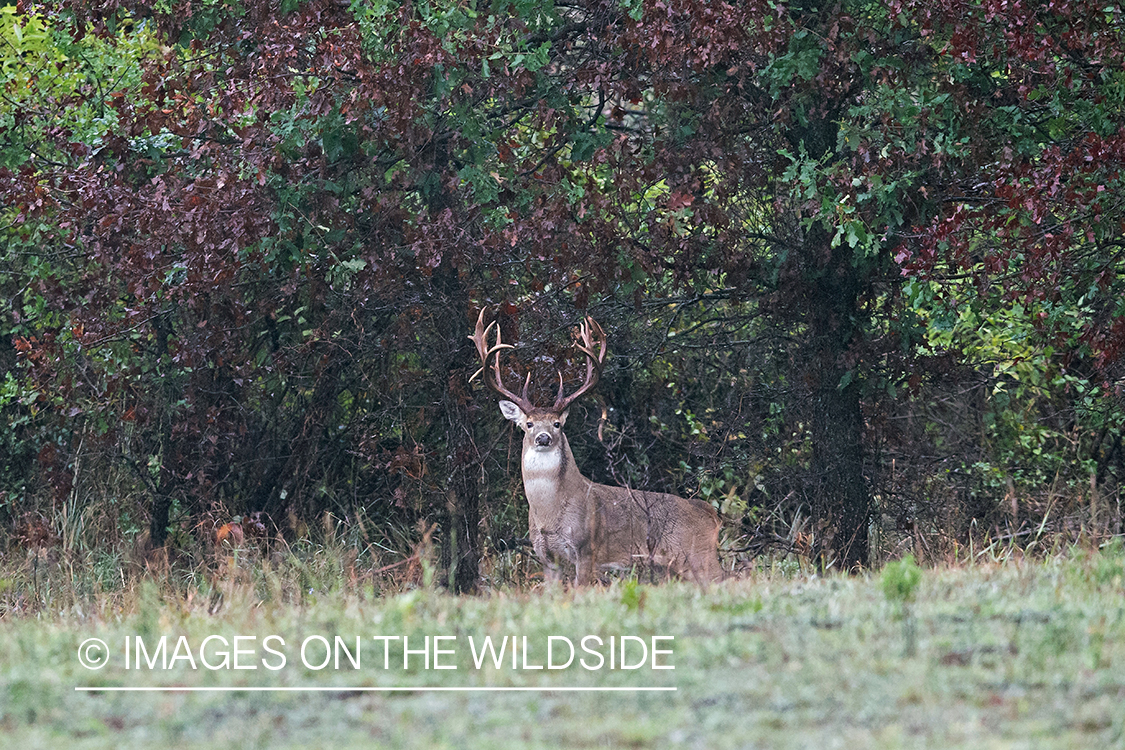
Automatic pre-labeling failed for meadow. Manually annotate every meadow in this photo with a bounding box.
[2,546,1124,749]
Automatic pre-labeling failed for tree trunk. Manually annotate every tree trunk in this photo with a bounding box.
[149,308,176,548]
[809,359,869,569]
[805,235,871,570]
[425,101,483,593]
[439,381,481,593]
[432,257,482,594]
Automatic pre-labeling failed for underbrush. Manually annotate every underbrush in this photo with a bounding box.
[3,498,1123,619]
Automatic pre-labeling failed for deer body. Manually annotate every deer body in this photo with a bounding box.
[471,309,722,585]
[501,402,723,584]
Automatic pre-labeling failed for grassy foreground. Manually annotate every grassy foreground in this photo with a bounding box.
[2,550,1124,749]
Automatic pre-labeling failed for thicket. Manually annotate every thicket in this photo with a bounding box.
[2,0,1124,593]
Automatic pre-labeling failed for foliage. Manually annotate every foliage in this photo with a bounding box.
[881,553,923,604]
[882,551,922,654]
[1,0,1124,580]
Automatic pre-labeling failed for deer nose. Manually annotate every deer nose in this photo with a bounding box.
[535,432,551,447]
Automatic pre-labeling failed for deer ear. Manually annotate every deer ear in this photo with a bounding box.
[498,400,525,423]
[559,410,569,426]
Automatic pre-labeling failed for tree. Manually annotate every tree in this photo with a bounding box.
[4,0,1124,579]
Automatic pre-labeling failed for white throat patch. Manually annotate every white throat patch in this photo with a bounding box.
[522,445,563,504]
[523,444,562,475]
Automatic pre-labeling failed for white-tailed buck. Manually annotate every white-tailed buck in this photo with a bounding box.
[469,309,722,584]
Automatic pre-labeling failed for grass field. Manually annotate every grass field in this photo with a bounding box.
[2,548,1124,749]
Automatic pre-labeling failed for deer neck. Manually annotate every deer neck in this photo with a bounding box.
[521,433,588,514]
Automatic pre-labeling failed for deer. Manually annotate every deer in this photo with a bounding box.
[469,309,723,585]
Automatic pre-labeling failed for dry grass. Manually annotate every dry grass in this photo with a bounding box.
[1,538,1124,748]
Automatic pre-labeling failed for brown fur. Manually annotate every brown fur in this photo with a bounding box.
[500,401,722,584]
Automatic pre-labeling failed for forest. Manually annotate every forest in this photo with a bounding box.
[2,0,1124,592]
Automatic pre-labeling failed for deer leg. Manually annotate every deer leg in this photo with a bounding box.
[533,529,565,584]
[541,555,564,584]
[573,540,597,586]
[574,555,595,585]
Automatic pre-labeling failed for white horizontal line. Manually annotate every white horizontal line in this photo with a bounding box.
[75,686,676,693]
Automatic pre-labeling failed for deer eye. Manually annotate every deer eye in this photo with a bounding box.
[553,421,561,428]
[526,421,533,429]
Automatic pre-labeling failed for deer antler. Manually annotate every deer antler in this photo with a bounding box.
[468,308,536,414]
[552,316,607,413]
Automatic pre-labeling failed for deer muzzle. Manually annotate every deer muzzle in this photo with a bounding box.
[535,432,552,447]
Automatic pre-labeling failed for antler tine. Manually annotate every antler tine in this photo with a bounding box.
[520,371,533,404]
[576,316,607,365]
[555,370,565,406]
[467,308,536,413]
[552,316,608,412]
[468,309,505,382]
